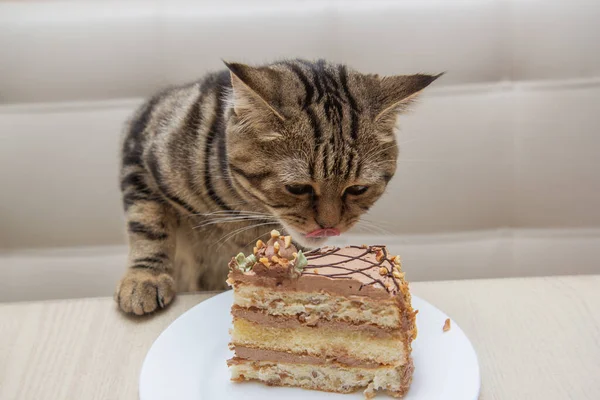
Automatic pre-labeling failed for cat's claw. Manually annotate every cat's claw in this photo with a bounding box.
[115,269,175,315]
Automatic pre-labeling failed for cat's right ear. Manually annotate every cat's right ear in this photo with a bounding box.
[223,61,286,122]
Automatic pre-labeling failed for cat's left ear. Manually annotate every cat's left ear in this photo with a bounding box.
[372,73,444,124]
[223,61,286,122]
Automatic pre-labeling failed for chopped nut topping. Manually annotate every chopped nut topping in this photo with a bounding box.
[375,250,385,262]
[443,318,451,332]
[270,229,280,239]
[361,244,368,249]
[271,255,280,264]
[253,246,258,255]
[379,267,388,276]
[284,235,292,249]
[392,255,401,265]
[273,242,280,253]
[259,257,270,267]
[292,252,298,258]
[305,314,319,326]
[256,239,265,249]
[364,382,376,399]
[393,270,404,279]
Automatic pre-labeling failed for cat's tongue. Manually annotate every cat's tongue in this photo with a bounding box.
[305,228,341,238]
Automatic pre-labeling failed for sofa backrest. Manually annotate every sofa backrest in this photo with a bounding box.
[1,0,599,250]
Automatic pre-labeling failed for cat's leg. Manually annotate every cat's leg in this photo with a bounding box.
[115,199,177,315]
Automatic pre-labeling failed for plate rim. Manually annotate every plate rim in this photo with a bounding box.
[139,291,481,400]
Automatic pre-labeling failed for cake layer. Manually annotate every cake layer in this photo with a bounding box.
[229,359,413,398]
[231,318,407,365]
[230,268,396,300]
[227,240,416,397]
[232,307,400,338]
[232,346,382,368]
[232,284,402,329]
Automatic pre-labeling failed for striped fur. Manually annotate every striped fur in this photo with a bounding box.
[116,59,440,315]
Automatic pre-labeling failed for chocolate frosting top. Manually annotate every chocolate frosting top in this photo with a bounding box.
[302,245,402,295]
[229,238,407,298]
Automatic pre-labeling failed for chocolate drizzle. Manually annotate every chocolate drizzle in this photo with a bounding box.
[302,245,401,294]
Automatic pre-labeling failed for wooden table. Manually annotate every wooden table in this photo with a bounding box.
[1,275,599,400]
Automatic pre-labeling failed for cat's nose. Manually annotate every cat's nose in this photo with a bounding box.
[317,224,340,233]
[315,218,339,229]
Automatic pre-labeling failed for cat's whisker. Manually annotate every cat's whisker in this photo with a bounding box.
[361,216,396,230]
[196,216,271,224]
[361,220,392,235]
[352,223,380,235]
[193,216,274,230]
[355,219,393,235]
[216,221,279,249]
[190,209,271,218]
[243,230,273,249]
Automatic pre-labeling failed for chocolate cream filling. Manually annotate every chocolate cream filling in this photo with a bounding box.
[231,307,401,339]
[229,346,399,369]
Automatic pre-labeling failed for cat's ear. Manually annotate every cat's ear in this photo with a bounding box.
[223,61,286,122]
[372,73,443,124]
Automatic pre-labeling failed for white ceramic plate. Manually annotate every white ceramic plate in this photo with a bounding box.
[140,291,480,400]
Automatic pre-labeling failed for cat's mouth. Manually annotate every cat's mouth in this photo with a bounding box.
[305,228,341,238]
[281,223,340,248]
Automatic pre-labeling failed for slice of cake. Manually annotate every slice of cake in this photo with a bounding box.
[226,230,416,398]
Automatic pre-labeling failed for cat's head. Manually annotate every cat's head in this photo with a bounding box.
[224,59,440,248]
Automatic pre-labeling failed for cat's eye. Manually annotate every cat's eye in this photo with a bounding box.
[285,184,314,196]
[344,185,369,196]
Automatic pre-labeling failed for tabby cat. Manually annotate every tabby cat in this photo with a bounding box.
[116,59,440,315]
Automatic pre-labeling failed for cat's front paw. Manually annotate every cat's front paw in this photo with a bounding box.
[115,269,175,315]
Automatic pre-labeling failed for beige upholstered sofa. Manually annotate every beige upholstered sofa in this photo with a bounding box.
[1,0,599,302]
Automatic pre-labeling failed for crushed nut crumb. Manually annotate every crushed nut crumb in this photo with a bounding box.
[284,235,292,249]
[375,250,385,262]
[270,229,280,239]
[256,239,265,249]
[259,257,270,267]
[271,255,280,264]
[443,318,451,332]
[379,267,388,276]
[305,314,319,326]
[253,246,258,255]
[393,270,404,279]
[273,242,280,252]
